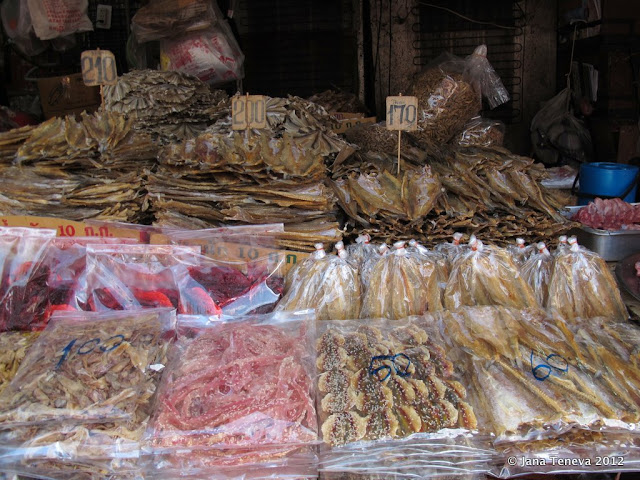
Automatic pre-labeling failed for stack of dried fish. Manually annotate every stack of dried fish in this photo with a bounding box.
[103,69,229,144]
[149,96,354,250]
[0,112,158,223]
[0,124,35,174]
[308,89,368,114]
[331,145,572,246]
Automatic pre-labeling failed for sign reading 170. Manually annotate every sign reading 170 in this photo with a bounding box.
[386,95,418,131]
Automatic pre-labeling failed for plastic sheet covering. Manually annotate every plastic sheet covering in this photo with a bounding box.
[0,227,56,332]
[316,317,493,478]
[360,241,440,320]
[521,242,554,308]
[443,239,538,311]
[277,243,360,321]
[547,242,627,322]
[142,311,317,476]
[84,244,200,312]
[0,308,175,426]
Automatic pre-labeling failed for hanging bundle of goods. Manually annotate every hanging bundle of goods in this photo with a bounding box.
[148,96,355,250]
[0,111,158,223]
[103,69,230,144]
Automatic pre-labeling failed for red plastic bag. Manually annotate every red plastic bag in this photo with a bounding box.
[0,228,56,332]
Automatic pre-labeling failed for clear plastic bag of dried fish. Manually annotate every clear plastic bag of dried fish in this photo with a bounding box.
[521,242,554,308]
[131,0,218,43]
[439,306,640,448]
[443,239,538,311]
[345,234,377,269]
[360,241,441,320]
[547,241,627,322]
[455,116,505,147]
[316,318,491,478]
[0,308,175,426]
[506,238,536,266]
[142,312,318,476]
[84,244,200,312]
[277,242,360,321]
[0,331,39,394]
[0,227,56,332]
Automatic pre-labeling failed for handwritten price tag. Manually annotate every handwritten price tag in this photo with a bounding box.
[386,95,418,131]
[81,50,117,86]
[232,95,267,130]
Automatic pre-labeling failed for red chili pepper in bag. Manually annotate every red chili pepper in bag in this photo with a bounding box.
[131,287,174,308]
[94,288,124,310]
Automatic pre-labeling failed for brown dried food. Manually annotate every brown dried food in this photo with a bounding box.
[0,309,174,426]
[0,332,39,394]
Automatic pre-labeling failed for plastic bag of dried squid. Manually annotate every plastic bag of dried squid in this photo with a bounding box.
[0,308,175,427]
[168,224,287,316]
[141,311,318,478]
[277,242,361,321]
[316,316,495,478]
[443,239,538,311]
[84,244,200,312]
[360,241,442,320]
[547,241,628,322]
[454,116,505,147]
[439,306,640,455]
[0,227,56,332]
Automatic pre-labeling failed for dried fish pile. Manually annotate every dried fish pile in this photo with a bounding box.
[438,307,640,448]
[103,69,229,144]
[0,112,158,223]
[331,145,572,246]
[0,332,39,394]
[0,309,175,480]
[308,89,368,114]
[0,124,35,173]
[343,122,414,157]
[149,96,353,251]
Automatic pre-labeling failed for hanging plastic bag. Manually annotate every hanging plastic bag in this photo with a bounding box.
[443,239,538,311]
[26,0,92,41]
[317,317,491,478]
[530,87,594,165]
[455,115,505,147]
[0,0,46,56]
[142,311,318,476]
[547,241,627,322]
[521,242,554,308]
[277,242,360,321]
[360,241,440,320]
[0,228,56,332]
[0,308,175,426]
[84,244,199,312]
[463,45,510,109]
[160,20,245,86]
[131,0,217,43]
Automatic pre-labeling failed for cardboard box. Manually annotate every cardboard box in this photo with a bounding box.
[37,73,101,119]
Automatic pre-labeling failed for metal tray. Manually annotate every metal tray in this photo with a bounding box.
[562,205,640,262]
[616,252,640,302]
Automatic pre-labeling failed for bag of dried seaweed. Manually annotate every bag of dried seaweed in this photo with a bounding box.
[0,308,175,426]
[409,53,481,145]
[361,241,440,320]
[85,244,200,312]
[316,316,493,478]
[0,331,39,395]
[521,242,554,308]
[443,239,538,311]
[0,227,56,332]
[277,242,360,321]
[455,116,505,147]
[142,311,318,477]
[547,241,627,322]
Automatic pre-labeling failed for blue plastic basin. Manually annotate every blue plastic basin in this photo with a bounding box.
[578,162,639,205]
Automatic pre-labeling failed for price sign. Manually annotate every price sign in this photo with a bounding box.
[385,95,418,131]
[81,50,117,86]
[232,95,267,130]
